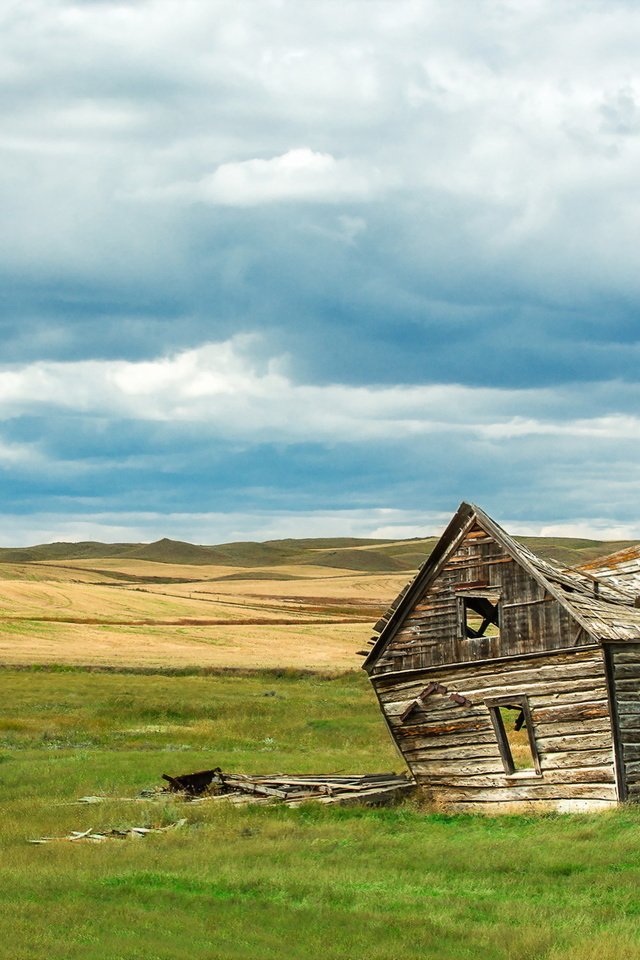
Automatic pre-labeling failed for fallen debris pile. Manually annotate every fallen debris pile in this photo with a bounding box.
[161,768,415,806]
[30,819,187,844]
[29,772,414,845]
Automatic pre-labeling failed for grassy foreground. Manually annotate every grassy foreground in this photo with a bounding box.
[2,669,640,960]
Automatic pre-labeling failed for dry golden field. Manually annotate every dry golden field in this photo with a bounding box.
[0,553,408,671]
[0,533,633,672]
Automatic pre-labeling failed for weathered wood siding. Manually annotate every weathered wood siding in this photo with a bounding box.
[373,647,617,812]
[609,643,640,802]
[372,522,587,676]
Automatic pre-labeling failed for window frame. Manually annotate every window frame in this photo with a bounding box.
[457,593,501,641]
[485,695,542,778]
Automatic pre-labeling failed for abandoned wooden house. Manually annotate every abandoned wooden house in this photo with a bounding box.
[362,502,640,812]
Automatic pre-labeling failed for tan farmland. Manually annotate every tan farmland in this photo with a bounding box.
[0,554,409,671]
[1,532,631,671]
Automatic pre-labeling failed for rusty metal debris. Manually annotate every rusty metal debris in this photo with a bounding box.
[161,768,415,806]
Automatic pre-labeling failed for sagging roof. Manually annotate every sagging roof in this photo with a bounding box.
[576,545,640,596]
[363,502,640,672]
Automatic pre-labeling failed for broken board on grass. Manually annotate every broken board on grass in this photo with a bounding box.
[30,819,187,844]
[161,768,415,807]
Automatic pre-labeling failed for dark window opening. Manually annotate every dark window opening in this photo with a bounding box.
[486,696,541,777]
[460,595,500,639]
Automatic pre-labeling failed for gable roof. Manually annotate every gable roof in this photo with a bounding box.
[363,502,640,673]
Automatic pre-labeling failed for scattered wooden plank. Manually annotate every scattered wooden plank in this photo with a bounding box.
[30,819,188,844]
[295,782,415,807]
[159,767,415,807]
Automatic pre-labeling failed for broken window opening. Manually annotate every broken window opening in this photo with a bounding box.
[486,696,541,776]
[459,595,500,639]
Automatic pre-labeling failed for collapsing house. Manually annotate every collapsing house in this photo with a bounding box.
[362,503,640,812]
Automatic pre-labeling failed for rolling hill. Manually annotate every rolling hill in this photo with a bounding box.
[0,534,637,573]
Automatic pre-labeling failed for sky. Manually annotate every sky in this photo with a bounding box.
[1,0,640,546]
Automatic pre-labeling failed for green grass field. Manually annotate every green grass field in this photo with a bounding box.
[3,668,640,960]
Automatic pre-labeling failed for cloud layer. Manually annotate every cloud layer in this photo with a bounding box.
[1,336,639,444]
[0,1,639,542]
[1,336,639,543]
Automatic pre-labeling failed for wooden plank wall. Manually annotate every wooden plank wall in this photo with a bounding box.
[610,643,640,801]
[372,522,584,675]
[373,647,618,812]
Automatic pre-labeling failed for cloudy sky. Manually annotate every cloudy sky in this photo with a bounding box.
[1,0,640,545]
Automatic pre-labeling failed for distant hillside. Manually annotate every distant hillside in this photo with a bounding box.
[0,533,637,574]
[516,536,638,567]
[0,537,397,568]
[0,541,135,563]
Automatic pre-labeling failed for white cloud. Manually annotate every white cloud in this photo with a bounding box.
[139,148,385,206]
[0,507,441,548]
[0,437,43,470]
[0,336,638,448]
[535,521,640,541]
[477,414,640,441]
[2,506,640,549]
